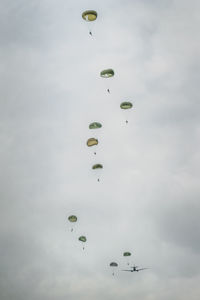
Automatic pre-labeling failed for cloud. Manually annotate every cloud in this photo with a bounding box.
[0,0,200,299]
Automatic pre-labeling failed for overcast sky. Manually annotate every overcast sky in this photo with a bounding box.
[0,0,200,299]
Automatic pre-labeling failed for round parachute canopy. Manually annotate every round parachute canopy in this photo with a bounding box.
[100,69,114,78]
[89,122,102,129]
[110,262,118,267]
[79,236,87,242]
[68,215,77,223]
[120,102,133,109]
[123,252,131,257]
[87,138,98,147]
[82,10,97,22]
[92,164,103,169]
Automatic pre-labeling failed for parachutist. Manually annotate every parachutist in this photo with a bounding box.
[71,228,73,232]
[97,178,100,182]
[107,89,110,93]
[126,120,128,124]
[89,31,92,36]
[94,152,96,155]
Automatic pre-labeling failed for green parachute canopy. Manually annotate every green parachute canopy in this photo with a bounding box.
[68,215,77,223]
[110,262,118,267]
[79,236,87,242]
[123,252,131,257]
[89,122,102,129]
[120,102,133,109]
[87,138,98,147]
[92,164,103,169]
[100,69,114,78]
[82,10,97,21]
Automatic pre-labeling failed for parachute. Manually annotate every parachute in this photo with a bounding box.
[110,262,118,267]
[120,102,133,109]
[68,215,77,222]
[123,252,132,265]
[92,164,103,169]
[79,236,87,250]
[120,102,133,124]
[100,69,114,78]
[87,138,98,147]
[82,10,97,36]
[100,69,115,93]
[68,215,77,232]
[82,10,97,22]
[89,122,102,129]
[110,262,118,276]
[79,236,87,242]
[92,164,103,182]
[123,252,131,256]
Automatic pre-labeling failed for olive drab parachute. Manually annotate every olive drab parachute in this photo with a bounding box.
[82,10,97,21]
[79,236,87,250]
[123,252,132,265]
[123,252,131,256]
[87,138,98,147]
[68,215,77,222]
[120,102,133,109]
[100,69,114,78]
[87,138,98,155]
[82,10,97,36]
[68,215,77,232]
[100,69,115,93]
[110,262,118,276]
[79,236,87,242]
[120,102,133,124]
[92,164,103,169]
[92,164,103,182]
[89,122,102,129]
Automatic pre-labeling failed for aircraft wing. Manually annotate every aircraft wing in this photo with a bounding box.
[121,270,132,272]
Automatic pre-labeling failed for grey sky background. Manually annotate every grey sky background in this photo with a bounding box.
[0,0,200,299]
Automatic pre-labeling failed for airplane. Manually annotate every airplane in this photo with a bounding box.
[122,265,149,272]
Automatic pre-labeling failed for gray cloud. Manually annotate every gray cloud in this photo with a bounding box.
[0,0,200,299]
